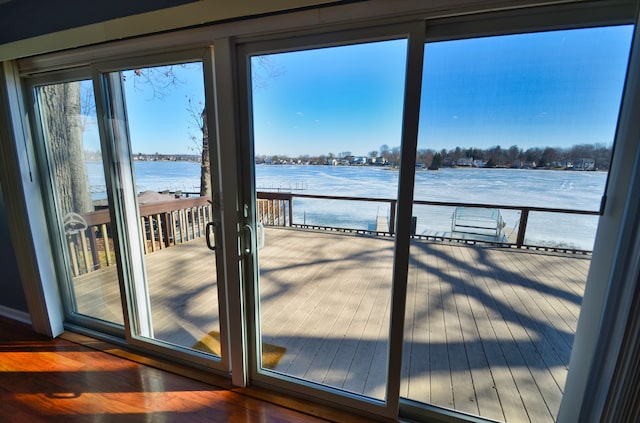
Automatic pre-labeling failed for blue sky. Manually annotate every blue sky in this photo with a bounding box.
[419,26,634,152]
[121,62,206,156]
[85,25,634,156]
[251,40,407,157]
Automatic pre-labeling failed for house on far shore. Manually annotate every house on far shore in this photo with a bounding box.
[574,158,596,171]
[456,157,474,167]
[349,156,368,165]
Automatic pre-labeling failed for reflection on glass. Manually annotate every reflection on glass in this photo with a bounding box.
[37,80,123,325]
[119,62,221,355]
[251,39,407,400]
[403,26,632,421]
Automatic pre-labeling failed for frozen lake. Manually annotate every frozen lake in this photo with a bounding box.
[88,161,606,250]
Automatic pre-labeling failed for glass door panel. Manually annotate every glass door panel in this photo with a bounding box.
[249,39,407,400]
[36,80,124,327]
[402,26,633,422]
[115,62,222,355]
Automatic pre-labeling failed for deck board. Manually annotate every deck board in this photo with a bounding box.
[73,226,590,422]
[456,245,529,423]
[450,244,502,419]
[478,249,567,420]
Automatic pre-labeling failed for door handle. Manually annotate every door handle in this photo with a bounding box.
[243,224,254,255]
[205,222,216,251]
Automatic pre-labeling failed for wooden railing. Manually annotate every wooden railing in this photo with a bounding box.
[257,192,293,226]
[68,196,213,276]
[255,192,601,254]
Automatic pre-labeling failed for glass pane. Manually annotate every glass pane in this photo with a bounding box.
[118,63,220,354]
[403,26,633,421]
[37,80,124,325]
[251,39,407,400]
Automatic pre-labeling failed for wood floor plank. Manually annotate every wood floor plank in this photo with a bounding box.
[476,247,576,421]
[285,268,350,377]
[485,251,572,400]
[313,249,386,388]
[321,253,388,391]
[342,253,393,396]
[0,317,339,423]
[498,251,577,358]
[511,252,581,333]
[452,245,531,423]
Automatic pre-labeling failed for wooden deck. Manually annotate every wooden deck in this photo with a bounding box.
[73,227,590,423]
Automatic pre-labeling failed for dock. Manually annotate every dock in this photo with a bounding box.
[375,215,388,232]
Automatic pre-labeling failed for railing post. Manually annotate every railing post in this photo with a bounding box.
[288,193,293,226]
[389,200,397,235]
[516,208,529,248]
[162,212,171,247]
[101,224,112,266]
[88,227,101,270]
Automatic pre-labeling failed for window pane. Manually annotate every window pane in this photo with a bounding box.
[403,25,633,421]
[118,62,221,354]
[251,39,407,400]
[37,80,124,326]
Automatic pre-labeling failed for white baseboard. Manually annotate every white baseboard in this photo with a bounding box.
[0,305,31,325]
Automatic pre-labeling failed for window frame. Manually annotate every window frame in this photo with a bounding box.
[27,70,128,338]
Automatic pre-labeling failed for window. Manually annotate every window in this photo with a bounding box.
[35,79,124,329]
[248,39,407,402]
[402,26,633,422]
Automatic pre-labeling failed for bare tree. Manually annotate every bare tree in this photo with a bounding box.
[198,108,211,197]
[47,58,281,210]
[40,82,93,215]
[186,97,211,196]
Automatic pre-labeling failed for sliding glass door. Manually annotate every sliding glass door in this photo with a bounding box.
[102,59,225,361]
[401,25,633,422]
[32,52,228,369]
[238,25,423,417]
[239,20,633,422]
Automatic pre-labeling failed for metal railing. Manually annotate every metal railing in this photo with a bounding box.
[256,192,601,254]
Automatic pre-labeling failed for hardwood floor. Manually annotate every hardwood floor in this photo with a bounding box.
[0,316,356,422]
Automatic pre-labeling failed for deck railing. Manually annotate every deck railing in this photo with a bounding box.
[67,191,599,276]
[256,192,601,254]
[68,196,213,276]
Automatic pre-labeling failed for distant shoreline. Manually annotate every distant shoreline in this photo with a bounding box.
[87,159,606,172]
[255,163,607,172]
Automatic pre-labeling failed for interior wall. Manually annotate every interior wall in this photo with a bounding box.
[0,0,342,61]
[0,183,27,313]
[0,0,198,44]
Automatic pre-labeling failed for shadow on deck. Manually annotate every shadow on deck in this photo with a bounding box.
[74,226,590,423]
